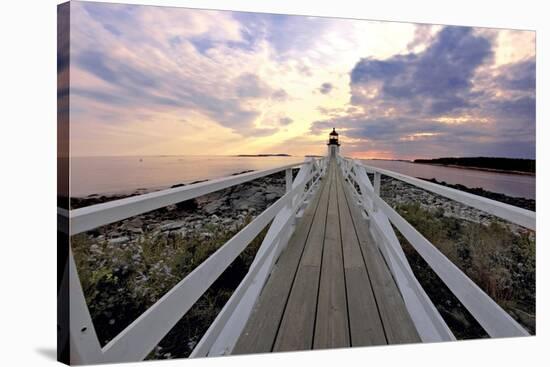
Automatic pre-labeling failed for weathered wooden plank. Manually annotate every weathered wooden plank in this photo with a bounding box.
[233,175,329,354]
[341,176,421,344]
[313,164,350,349]
[273,161,334,351]
[348,160,453,342]
[335,172,387,347]
[273,266,323,351]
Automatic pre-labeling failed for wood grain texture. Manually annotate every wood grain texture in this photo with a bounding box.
[341,175,420,344]
[313,165,350,349]
[233,174,328,354]
[273,161,333,351]
[233,159,420,354]
[335,172,387,346]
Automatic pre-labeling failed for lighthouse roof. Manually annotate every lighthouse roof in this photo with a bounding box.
[329,128,338,136]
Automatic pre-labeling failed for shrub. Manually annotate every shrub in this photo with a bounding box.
[394,202,535,335]
[71,215,268,358]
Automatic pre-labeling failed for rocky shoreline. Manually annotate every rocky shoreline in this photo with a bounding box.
[72,171,535,246]
[378,176,535,237]
[71,169,297,356]
[421,178,535,211]
[72,170,296,246]
[71,170,535,353]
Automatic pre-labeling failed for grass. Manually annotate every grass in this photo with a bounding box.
[71,215,268,359]
[393,202,535,336]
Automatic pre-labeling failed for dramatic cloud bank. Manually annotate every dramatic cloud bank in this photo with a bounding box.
[67,2,535,158]
[313,27,535,158]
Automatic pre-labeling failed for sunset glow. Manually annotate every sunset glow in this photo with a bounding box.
[67,2,535,159]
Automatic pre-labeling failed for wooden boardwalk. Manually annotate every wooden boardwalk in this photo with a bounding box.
[233,159,420,354]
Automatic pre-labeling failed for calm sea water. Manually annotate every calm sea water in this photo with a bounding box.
[362,159,535,200]
[70,156,536,200]
[70,156,305,197]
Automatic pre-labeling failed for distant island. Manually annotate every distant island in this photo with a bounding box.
[414,157,535,175]
[236,154,291,157]
[369,158,412,162]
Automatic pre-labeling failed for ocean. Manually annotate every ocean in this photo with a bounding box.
[70,156,535,200]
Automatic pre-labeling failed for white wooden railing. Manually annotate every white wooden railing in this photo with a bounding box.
[61,157,327,364]
[337,155,533,342]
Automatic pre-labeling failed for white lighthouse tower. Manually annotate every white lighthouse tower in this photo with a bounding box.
[327,128,340,158]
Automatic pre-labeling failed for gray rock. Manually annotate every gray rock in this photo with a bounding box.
[108,236,129,245]
[127,227,143,235]
[127,218,143,228]
[203,200,223,215]
[160,221,185,231]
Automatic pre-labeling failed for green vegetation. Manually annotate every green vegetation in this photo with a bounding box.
[393,202,535,336]
[71,217,268,359]
[414,157,535,174]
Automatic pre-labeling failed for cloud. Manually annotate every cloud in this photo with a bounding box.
[279,117,293,125]
[74,46,261,132]
[68,3,535,159]
[70,2,294,139]
[311,113,535,159]
[235,73,273,98]
[311,26,535,159]
[350,26,493,115]
[496,58,535,91]
[406,24,435,51]
[319,82,334,95]
[233,12,335,59]
[272,88,289,101]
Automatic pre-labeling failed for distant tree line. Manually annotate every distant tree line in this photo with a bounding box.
[414,157,535,173]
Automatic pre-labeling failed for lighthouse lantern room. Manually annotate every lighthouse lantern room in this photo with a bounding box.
[327,128,340,157]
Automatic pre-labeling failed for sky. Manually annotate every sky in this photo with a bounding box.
[66,1,536,159]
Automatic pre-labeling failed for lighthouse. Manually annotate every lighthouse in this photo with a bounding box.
[327,128,340,157]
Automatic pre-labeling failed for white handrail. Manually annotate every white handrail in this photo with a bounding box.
[374,195,529,337]
[101,187,296,362]
[339,156,531,339]
[360,163,535,230]
[69,161,309,235]
[192,159,325,357]
[66,158,326,364]
[342,158,454,341]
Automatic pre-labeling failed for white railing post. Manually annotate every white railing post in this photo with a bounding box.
[340,157,532,340]
[360,163,535,230]
[64,158,327,363]
[191,159,321,357]
[342,158,454,342]
[373,171,381,212]
[69,249,104,364]
[374,172,381,195]
[285,168,293,210]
